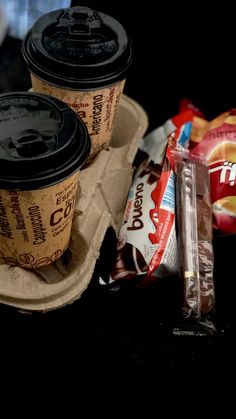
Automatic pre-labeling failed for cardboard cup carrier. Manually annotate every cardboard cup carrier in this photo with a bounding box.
[0,94,148,311]
[0,92,90,267]
[22,6,132,162]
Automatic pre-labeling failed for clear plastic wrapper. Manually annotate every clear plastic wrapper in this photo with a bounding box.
[172,150,216,334]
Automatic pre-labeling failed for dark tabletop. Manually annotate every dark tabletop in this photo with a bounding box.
[0,1,235,409]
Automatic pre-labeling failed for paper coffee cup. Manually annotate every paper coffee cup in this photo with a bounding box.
[22,6,132,161]
[0,92,90,267]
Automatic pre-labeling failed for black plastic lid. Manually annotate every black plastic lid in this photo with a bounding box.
[0,92,91,190]
[22,6,133,90]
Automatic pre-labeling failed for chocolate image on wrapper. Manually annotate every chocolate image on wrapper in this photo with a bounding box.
[174,151,215,321]
[110,242,148,286]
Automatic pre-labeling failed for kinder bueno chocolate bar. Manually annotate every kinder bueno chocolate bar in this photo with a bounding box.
[109,111,193,286]
[190,109,236,234]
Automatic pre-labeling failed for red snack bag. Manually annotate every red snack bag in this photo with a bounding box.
[190,109,236,234]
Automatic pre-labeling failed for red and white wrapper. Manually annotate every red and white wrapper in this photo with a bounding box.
[109,110,193,286]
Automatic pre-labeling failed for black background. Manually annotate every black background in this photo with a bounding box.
[0,0,235,410]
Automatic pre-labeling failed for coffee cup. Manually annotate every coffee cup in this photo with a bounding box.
[0,92,90,268]
[22,6,132,162]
